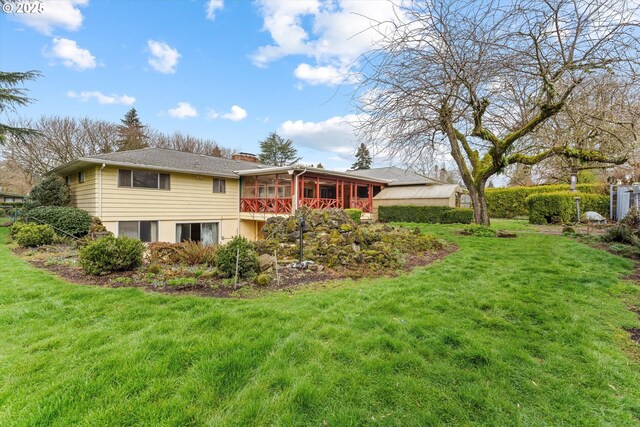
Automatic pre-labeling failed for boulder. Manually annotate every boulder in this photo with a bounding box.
[585,211,606,223]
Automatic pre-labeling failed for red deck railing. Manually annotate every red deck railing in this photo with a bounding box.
[241,198,292,214]
[351,199,372,213]
[299,198,340,209]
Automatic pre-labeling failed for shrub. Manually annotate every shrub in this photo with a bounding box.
[621,206,640,230]
[9,221,27,237]
[378,205,473,224]
[15,223,55,247]
[215,236,260,279]
[25,206,92,237]
[442,208,474,224]
[79,236,144,275]
[24,174,69,209]
[344,208,362,224]
[526,191,609,224]
[461,224,496,237]
[486,183,607,218]
[147,242,182,264]
[175,240,217,266]
[602,225,638,245]
[255,273,271,286]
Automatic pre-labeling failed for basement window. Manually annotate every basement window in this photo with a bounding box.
[176,222,219,246]
[118,221,158,242]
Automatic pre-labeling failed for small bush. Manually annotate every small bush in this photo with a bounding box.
[9,221,27,237]
[26,206,92,237]
[15,223,55,247]
[147,242,181,264]
[602,225,638,245]
[79,236,144,275]
[378,205,474,224]
[255,273,271,286]
[621,206,640,230]
[344,208,362,224]
[175,240,217,266]
[461,224,496,237]
[215,236,260,279]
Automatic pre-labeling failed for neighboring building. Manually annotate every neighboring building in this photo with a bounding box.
[0,192,26,204]
[52,150,469,243]
[345,167,468,220]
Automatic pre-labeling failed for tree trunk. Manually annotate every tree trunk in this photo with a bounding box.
[469,182,490,225]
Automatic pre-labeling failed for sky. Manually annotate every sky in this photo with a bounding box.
[0,0,410,171]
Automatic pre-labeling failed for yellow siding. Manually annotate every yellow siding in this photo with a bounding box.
[99,166,239,222]
[68,166,98,216]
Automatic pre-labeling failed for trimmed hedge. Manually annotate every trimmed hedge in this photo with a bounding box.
[26,206,92,237]
[79,236,145,275]
[526,191,609,224]
[344,208,362,224]
[487,183,607,218]
[378,205,473,224]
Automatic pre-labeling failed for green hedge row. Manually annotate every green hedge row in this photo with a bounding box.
[526,191,609,224]
[486,183,607,218]
[378,205,474,224]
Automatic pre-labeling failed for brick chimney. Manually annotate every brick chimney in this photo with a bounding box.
[232,152,259,163]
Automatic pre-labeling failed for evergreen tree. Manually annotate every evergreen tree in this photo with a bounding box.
[351,143,372,170]
[117,108,148,151]
[257,132,301,166]
[0,70,42,144]
[316,163,324,169]
[24,174,69,209]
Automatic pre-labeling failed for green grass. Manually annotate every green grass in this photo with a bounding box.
[1,224,640,425]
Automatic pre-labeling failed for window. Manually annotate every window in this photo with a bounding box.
[65,175,71,185]
[118,169,170,190]
[176,223,218,246]
[213,178,226,193]
[78,170,85,183]
[118,221,158,242]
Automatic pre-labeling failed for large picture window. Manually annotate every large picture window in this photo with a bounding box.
[118,169,170,190]
[176,222,218,246]
[118,221,158,242]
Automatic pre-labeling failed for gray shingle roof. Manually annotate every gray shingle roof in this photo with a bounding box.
[53,148,267,178]
[346,166,442,186]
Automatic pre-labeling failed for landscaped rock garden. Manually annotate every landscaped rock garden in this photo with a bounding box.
[7,207,452,297]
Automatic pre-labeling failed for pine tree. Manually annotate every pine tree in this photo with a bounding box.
[351,143,372,170]
[257,132,301,166]
[117,108,148,151]
[0,70,42,144]
[316,163,324,169]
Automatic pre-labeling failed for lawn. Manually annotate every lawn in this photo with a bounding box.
[1,223,639,426]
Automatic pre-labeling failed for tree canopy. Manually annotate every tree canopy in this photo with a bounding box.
[351,143,373,170]
[356,0,640,224]
[258,132,301,166]
[0,70,41,144]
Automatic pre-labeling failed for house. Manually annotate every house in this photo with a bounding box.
[51,148,387,243]
[0,192,26,204]
[52,149,471,244]
[345,167,468,220]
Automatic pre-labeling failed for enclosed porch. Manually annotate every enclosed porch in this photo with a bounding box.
[240,172,383,214]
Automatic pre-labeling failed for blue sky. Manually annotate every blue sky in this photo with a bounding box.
[0,0,407,170]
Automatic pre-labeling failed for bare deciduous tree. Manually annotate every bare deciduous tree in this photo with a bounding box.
[356,0,639,224]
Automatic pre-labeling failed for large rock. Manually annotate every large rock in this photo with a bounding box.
[585,211,606,223]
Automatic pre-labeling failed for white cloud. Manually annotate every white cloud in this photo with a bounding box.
[147,40,181,74]
[206,0,224,20]
[67,90,135,105]
[167,102,198,118]
[14,0,88,35]
[47,38,96,70]
[253,0,407,85]
[294,63,356,86]
[279,114,362,160]
[208,105,248,121]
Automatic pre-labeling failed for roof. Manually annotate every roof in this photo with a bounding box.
[346,166,442,186]
[51,148,266,179]
[235,165,390,184]
[374,184,461,200]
